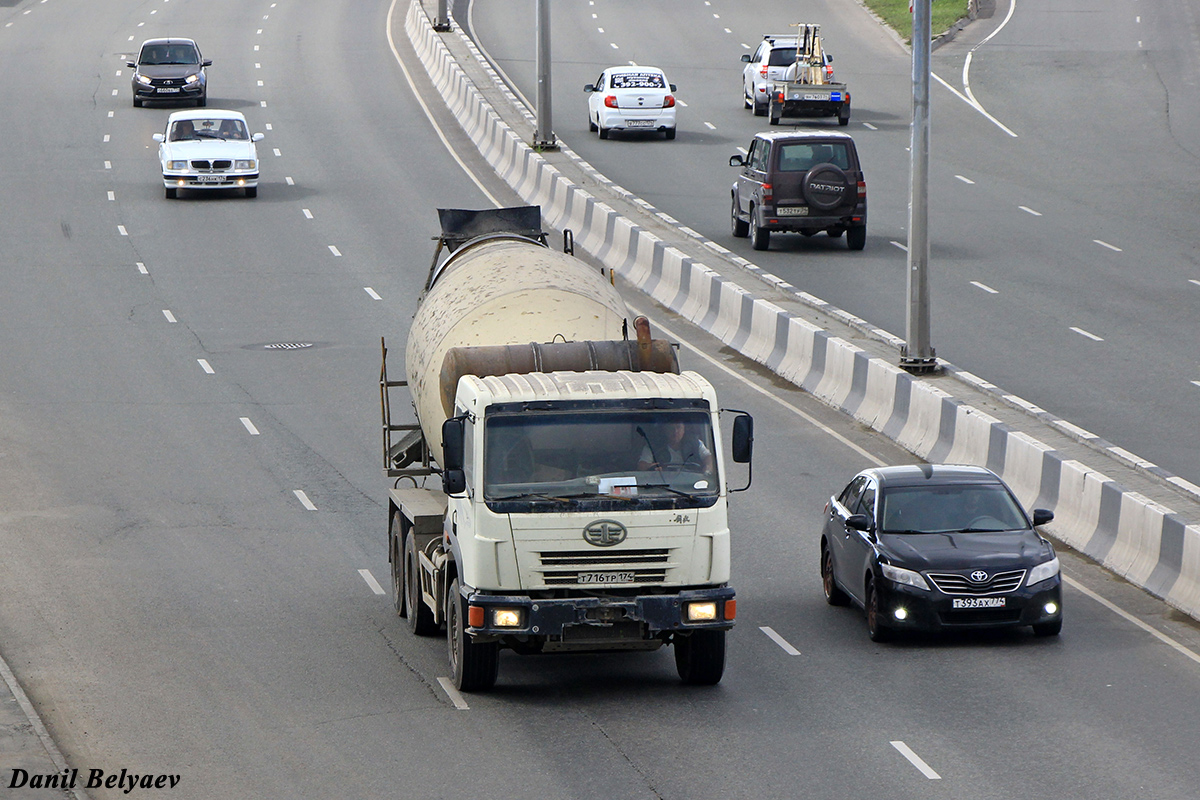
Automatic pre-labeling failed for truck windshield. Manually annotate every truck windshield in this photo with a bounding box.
[483,409,719,512]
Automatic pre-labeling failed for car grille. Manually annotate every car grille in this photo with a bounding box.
[149,78,185,88]
[927,569,1026,596]
[539,548,670,586]
[939,609,1023,626]
[190,160,232,170]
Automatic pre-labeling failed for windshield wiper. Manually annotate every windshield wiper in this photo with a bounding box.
[955,527,1009,533]
[638,483,697,499]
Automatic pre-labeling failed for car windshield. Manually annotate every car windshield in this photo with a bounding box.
[483,408,718,512]
[611,72,666,89]
[141,44,199,65]
[768,47,797,67]
[880,484,1028,534]
[170,118,247,141]
[777,143,851,171]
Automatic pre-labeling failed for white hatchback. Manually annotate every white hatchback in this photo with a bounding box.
[152,109,264,198]
[585,66,677,140]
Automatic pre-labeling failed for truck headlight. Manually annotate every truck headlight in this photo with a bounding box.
[234,160,257,170]
[492,609,522,628]
[1026,557,1060,587]
[880,563,930,591]
[686,601,717,622]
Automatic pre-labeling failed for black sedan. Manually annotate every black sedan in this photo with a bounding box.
[820,465,1063,641]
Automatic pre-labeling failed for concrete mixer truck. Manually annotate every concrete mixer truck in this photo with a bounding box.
[380,207,753,691]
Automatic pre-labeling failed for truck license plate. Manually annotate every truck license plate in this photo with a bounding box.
[776,206,809,217]
[578,572,635,584]
[952,597,1006,609]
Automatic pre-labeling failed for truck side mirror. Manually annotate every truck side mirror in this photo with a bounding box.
[1032,508,1054,526]
[729,154,745,167]
[731,414,753,463]
[443,469,466,495]
[441,417,465,471]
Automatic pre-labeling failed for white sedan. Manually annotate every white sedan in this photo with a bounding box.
[152,109,264,198]
[584,66,677,140]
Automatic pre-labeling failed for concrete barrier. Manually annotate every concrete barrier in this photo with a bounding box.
[403,0,1200,622]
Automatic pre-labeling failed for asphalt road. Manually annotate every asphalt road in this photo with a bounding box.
[466,0,1200,487]
[0,0,1199,798]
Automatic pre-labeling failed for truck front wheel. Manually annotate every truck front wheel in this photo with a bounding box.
[405,534,439,636]
[447,578,499,691]
[675,629,726,685]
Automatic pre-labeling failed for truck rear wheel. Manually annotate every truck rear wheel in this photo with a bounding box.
[405,534,439,636]
[447,578,499,691]
[675,630,726,685]
[389,514,406,617]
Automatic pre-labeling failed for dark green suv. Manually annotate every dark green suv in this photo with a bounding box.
[729,131,866,251]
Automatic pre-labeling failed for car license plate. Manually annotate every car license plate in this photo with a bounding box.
[776,206,809,217]
[800,93,830,101]
[626,120,654,128]
[577,572,635,584]
[952,597,1006,609]
[196,175,223,183]
[157,87,180,94]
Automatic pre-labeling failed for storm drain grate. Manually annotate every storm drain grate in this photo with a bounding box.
[263,342,314,350]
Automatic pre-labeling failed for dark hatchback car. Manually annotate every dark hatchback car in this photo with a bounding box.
[820,465,1063,642]
[128,38,210,107]
[730,130,866,251]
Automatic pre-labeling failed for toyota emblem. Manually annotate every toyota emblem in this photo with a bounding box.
[583,520,627,547]
[970,570,989,583]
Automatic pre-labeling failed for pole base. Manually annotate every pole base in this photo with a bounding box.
[531,135,560,151]
[899,345,939,374]
[432,20,452,32]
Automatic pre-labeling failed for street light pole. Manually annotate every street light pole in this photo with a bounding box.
[533,0,558,149]
[902,0,937,373]
[432,0,450,32]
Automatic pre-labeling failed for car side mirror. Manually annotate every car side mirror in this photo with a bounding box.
[846,514,873,532]
[126,61,136,69]
[741,54,752,63]
[1032,509,1054,526]
[584,84,595,92]
[669,84,677,92]
[729,154,746,167]
[252,132,265,142]
[826,54,833,63]
[152,133,165,143]
[202,60,213,67]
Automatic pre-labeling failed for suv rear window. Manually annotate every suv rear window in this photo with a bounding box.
[777,142,852,171]
[767,47,797,67]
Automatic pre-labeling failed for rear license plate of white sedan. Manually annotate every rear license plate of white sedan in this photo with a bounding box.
[776,206,809,217]
[197,175,223,183]
[625,120,654,128]
[157,87,180,93]
[952,597,1006,609]
[578,572,635,584]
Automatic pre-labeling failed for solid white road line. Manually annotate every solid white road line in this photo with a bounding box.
[1064,576,1200,666]
[240,417,260,435]
[437,677,470,710]
[358,569,386,595]
[759,626,801,656]
[891,741,941,779]
[1070,326,1104,342]
[293,490,318,511]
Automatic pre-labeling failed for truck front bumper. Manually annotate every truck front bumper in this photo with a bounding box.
[464,586,735,637]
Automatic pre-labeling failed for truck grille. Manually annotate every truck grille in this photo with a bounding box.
[539,548,670,586]
[927,569,1026,596]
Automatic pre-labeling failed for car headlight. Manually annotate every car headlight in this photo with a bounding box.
[234,160,257,170]
[166,160,188,170]
[135,74,152,85]
[184,73,201,84]
[1026,557,1060,587]
[880,563,930,591]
